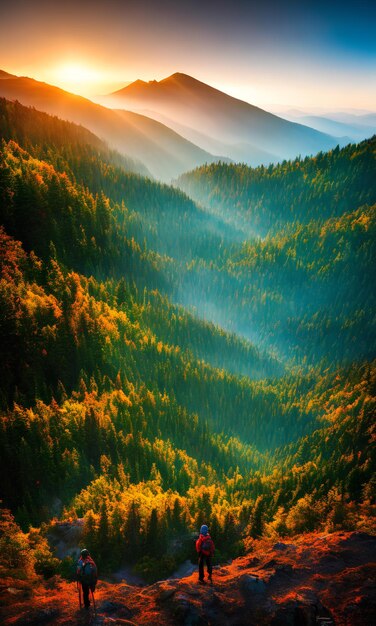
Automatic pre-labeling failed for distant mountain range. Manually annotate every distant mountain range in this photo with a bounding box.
[282,110,376,141]
[0,71,226,180]
[106,72,339,164]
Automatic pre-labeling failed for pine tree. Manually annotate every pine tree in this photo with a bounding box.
[124,501,141,563]
[250,496,265,539]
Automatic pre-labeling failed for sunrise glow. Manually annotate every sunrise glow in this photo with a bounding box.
[52,63,103,94]
[0,0,374,109]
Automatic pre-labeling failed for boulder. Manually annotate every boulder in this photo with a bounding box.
[269,563,294,581]
[99,600,131,616]
[156,584,176,602]
[185,587,201,597]
[276,563,293,573]
[239,573,267,595]
[6,587,24,594]
[172,592,191,617]
[172,592,208,625]
[264,558,277,569]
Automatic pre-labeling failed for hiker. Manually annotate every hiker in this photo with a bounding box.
[77,548,97,609]
[196,524,215,584]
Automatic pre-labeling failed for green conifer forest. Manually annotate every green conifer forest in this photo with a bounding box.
[0,99,375,581]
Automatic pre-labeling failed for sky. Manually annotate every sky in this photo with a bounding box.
[0,0,375,112]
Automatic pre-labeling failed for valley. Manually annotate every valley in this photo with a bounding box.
[0,66,375,625]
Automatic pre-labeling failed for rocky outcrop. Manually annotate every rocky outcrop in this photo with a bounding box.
[46,519,84,559]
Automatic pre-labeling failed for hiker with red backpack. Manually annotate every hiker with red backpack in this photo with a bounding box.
[196,524,215,584]
[77,549,98,610]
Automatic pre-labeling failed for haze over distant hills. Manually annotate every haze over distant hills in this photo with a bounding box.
[281,110,376,141]
[0,71,226,180]
[106,72,339,165]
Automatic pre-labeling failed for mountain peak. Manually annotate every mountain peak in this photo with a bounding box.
[111,73,208,97]
[160,72,216,92]
[161,72,197,84]
[127,78,147,88]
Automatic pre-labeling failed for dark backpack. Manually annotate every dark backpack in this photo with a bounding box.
[78,559,97,590]
[201,537,214,555]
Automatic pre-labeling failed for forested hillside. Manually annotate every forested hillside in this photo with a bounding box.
[0,99,374,584]
[177,203,376,364]
[175,138,376,365]
[177,138,376,235]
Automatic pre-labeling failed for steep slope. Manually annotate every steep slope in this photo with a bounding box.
[0,72,222,180]
[1,133,374,545]
[107,72,338,164]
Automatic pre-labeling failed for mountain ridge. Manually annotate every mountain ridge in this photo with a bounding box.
[0,71,225,180]
[112,71,312,125]
[114,72,296,120]
[107,71,338,164]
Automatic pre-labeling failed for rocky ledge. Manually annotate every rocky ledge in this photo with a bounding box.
[1,531,375,625]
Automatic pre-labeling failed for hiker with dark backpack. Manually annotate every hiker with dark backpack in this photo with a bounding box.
[77,549,98,610]
[196,524,215,584]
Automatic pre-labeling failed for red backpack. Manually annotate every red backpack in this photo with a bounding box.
[201,535,214,555]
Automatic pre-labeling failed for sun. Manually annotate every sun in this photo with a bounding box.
[51,62,105,96]
[46,61,121,98]
[57,63,99,84]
